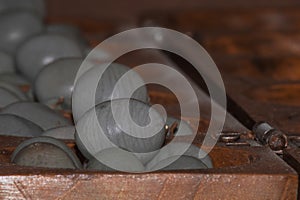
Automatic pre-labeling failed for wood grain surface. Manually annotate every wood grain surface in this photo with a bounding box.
[137,6,300,199]
[0,136,297,199]
[138,7,300,135]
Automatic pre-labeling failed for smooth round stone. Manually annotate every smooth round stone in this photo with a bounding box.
[0,114,42,137]
[79,127,158,165]
[0,87,21,108]
[166,117,194,136]
[46,24,89,52]
[0,102,72,130]
[46,24,81,37]
[0,73,32,100]
[146,143,213,171]
[42,97,71,111]
[0,51,15,73]
[152,155,208,171]
[84,46,111,61]
[34,58,83,109]
[0,81,28,100]
[42,126,75,140]
[0,73,30,86]
[0,10,43,54]
[16,34,84,82]
[133,151,159,165]
[84,47,93,57]
[73,63,149,121]
[0,0,46,17]
[86,148,145,172]
[0,73,34,101]
[75,99,166,160]
[11,137,82,169]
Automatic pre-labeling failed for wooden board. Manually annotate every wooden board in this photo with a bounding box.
[0,136,297,199]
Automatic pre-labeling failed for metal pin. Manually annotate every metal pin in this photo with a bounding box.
[219,132,240,143]
[226,142,250,147]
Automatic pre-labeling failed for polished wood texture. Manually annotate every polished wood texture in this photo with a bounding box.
[139,6,300,199]
[0,136,297,199]
[139,7,300,135]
